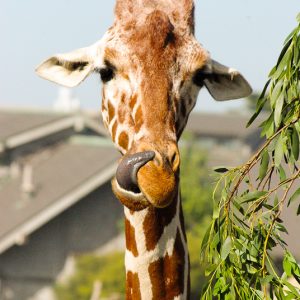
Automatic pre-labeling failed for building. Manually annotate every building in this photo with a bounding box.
[0,108,298,299]
[0,109,123,300]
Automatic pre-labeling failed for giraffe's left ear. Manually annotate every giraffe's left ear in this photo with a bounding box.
[35,45,97,88]
[194,59,252,101]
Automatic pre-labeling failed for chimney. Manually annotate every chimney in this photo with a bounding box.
[21,164,35,195]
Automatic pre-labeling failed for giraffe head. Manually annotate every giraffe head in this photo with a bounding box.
[36,0,252,211]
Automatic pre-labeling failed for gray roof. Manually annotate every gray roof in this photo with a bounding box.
[0,109,107,152]
[0,110,67,140]
[186,112,263,140]
[0,139,119,254]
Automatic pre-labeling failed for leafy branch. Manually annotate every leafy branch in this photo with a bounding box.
[201,13,300,300]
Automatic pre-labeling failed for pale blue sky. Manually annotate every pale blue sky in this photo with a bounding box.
[0,1,299,113]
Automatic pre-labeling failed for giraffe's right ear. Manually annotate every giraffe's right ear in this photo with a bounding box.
[35,46,97,88]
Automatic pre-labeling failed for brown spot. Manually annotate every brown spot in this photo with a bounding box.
[148,258,165,299]
[125,218,138,257]
[164,230,186,298]
[118,106,126,124]
[134,106,143,133]
[108,100,115,122]
[121,72,130,80]
[101,99,105,112]
[148,230,186,300]
[143,195,177,251]
[118,131,129,150]
[126,271,141,300]
[121,93,126,104]
[129,94,137,110]
[111,121,118,142]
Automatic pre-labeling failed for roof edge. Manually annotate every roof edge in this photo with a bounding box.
[0,161,117,254]
[5,116,78,149]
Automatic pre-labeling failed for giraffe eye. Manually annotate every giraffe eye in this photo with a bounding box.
[99,67,115,83]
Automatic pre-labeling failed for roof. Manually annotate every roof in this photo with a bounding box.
[186,112,263,140]
[0,138,119,254]
[0,110,67,140]
[0,109,107,152]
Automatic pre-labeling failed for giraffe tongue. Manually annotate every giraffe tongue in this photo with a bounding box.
[116,151,155,194]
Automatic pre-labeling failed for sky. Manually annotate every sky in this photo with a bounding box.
[0,0,299,113]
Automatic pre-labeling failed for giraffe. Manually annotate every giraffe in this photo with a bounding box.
[36,1,252,299]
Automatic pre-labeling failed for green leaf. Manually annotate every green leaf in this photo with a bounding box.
[292,127,300,160]
[283,279,300,295]
[221,237,232,260]
[201,224,212,252]
[288,187,300,206]
[274,94,284,127]
[260,275,273,284]
[297,204,300,216]
[241,191,268,203]
[275,135,284,167]
[259,150,269,180]
[277,38,292,68]
[273,48,292,79]
[260,113,274,138]
[211,233,220,249]
[283,254,293,276]
[213,201,220,219]
[270,81,283,108]
[246,84,271,128]
[253,289,264,299]
[205,264,217,276]
[284,26,299,45]
[278,165,286,182]
[276,223,288,234]
[247,80,270,127]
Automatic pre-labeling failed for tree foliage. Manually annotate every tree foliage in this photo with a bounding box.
[55,252,125,300]
[181,138,215,231]
[181,140,216,299]
[201,13,300,300]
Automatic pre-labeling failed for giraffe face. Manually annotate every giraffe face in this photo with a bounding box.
[36,8,252,211]
[100,14,207,154]
[99,11,212,209]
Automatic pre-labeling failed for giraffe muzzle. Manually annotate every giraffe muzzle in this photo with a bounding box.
[112,149,178,210]
[115,151,155,193]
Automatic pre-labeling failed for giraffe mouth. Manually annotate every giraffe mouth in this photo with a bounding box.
[115,151,155,194]
[111,151,155,210]
[112,151,177,210]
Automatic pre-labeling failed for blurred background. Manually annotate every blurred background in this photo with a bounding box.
[0,0,299,299]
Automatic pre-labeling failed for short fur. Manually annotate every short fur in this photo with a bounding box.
[35,1,252,299]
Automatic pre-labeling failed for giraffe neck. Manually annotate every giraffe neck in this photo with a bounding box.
[124,192,190,300]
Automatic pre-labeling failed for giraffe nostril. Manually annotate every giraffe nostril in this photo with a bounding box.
[167,147,180,172]
[170,152,177,165]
